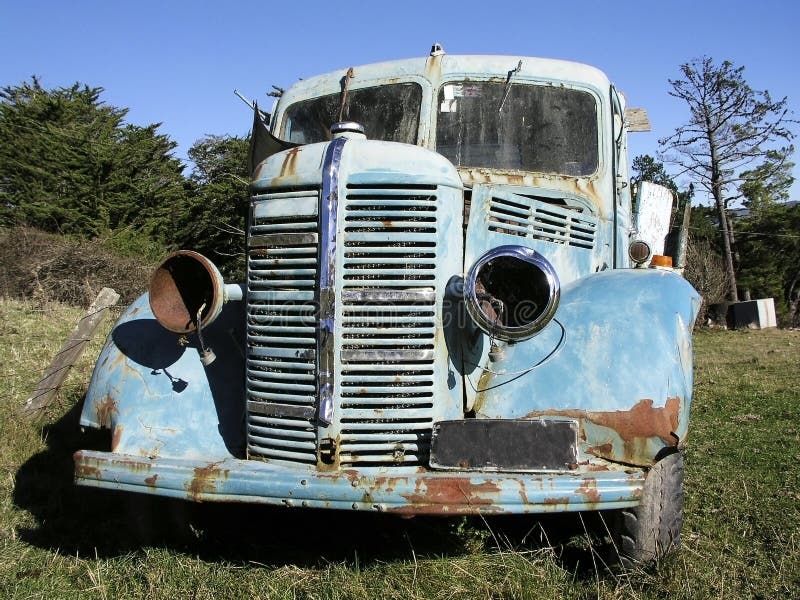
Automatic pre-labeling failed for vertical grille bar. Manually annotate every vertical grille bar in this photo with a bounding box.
[316,137,348,425]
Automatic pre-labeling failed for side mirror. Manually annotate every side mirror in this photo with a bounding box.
[631,182,673,266]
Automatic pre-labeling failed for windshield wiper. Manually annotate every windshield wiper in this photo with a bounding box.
[499,60,523,113]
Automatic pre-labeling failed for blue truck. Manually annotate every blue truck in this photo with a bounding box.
[74,46,700,565]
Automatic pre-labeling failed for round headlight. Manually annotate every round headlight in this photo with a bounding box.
[464,246,560,341]
[628,239,652,265]
[149,250,225,334]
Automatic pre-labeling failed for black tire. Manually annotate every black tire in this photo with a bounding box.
[612,450,684,567]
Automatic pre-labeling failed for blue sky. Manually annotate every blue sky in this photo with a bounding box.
[2,0,798,202]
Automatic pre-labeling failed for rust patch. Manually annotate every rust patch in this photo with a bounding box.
[576,478,600,504]
[75,464,101,479]
[279,147,300,178]
[316,435,343,471]
[144,474,158,487]
[425,53,443,81]
[472,370,494,413]
[527,397,681,440]
[587,443,612,457]
[95,395,118,428]
[110,457,153,473]
[399,477,500,509]
[110,349,128,371]
[544,496,570,505]
[527,397,681,464]
[456,168,605,217]
[526,398,681,443]
[111,425,123,451]
[186,462,229,500]
[589,398,681,444]
[341,469,360,486]
[372,476,410,495]
[587,464,611,472]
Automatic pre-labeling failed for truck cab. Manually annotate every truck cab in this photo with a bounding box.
[75,47,700,565]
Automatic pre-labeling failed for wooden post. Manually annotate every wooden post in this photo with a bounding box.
[20,287,120,420]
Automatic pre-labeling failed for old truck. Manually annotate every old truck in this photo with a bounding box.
[74,46,700,564]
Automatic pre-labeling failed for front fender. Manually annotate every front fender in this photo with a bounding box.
[80,293,246,460]
[470,269,701,466]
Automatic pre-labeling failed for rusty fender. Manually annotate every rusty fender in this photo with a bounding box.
[74,450,645,514]
[469,268,701,467]
[524,397,682,466]
[79,293,246,461]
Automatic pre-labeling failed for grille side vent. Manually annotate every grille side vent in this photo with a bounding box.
[488,194,597,249]
[246,188,320,464]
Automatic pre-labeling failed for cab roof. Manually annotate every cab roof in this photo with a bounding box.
[277,54,612,107]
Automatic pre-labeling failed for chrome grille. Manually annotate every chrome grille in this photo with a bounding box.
[337,184,438,466]
[488,194,597,249]
[246,189,319,463]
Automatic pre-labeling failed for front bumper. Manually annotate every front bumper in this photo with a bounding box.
[74,450,644,514]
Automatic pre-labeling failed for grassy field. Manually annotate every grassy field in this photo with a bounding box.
[1,298,798,599]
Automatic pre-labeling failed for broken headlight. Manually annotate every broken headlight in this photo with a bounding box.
[464,245,560,341]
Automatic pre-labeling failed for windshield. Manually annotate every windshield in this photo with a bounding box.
[283,82,422,145]
[436,82,598,176]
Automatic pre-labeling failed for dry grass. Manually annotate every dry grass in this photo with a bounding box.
[0,227,155,306]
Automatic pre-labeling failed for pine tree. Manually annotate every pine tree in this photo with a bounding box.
[0,78,186,241]
[174,134,250,279]
[660,57,796,302]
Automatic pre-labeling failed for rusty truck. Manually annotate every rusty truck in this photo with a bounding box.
[74,46,700,565]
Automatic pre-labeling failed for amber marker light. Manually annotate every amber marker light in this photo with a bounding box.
[650,254,673,268]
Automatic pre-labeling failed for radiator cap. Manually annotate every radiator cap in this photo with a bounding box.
[331,121,366,140]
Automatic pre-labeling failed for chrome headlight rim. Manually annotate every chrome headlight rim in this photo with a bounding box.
[464,245,560,342]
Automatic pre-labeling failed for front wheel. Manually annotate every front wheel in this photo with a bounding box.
[612,450,684,567]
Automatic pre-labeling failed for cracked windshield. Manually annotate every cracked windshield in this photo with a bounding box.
[436,82,598,176]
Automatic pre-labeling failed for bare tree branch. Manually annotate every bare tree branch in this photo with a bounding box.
[660,56,796,302]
